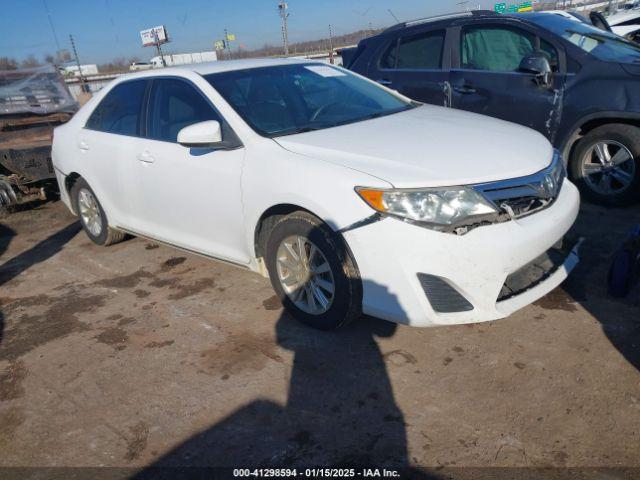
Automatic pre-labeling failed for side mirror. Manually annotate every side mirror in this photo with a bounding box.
[518,52,553,88]
[177,120,222,147]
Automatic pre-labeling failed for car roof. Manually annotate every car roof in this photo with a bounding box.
[382,10,500,32]
[112,57,321,83]
[174,57,315,75]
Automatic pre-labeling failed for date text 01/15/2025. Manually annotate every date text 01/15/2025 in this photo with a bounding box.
[232,468,401,477]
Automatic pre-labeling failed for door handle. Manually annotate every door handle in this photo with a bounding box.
[137,151,155,163]
[78,140,89,151]
[376,79,392,86]
[453,84,476,95]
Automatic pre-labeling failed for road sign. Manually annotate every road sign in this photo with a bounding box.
[518,1,533,11]
[507,4,519,12]
[226,33,236,41]
[214,40,225,50]
[494,2,507,13]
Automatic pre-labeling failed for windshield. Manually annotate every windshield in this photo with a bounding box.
[529,14,640,63]
[204,63,413,137]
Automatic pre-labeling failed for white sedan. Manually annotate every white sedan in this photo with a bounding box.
[52,58,580,330]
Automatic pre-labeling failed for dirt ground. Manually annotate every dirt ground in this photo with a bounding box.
[0,199,638,478]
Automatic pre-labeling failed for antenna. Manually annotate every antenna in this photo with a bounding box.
[387,9,400,23]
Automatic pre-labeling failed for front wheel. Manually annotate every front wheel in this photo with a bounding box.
[570,124,640,206]
[265,211,362,330]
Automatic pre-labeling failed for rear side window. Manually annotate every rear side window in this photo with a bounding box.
[147,78,221,143]
[380,30,445,69]
[462,26,535,72]
[86,80,147,136]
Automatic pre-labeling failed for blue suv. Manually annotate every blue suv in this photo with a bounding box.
[345,10,640,206]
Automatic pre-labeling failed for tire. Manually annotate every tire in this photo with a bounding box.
[265,211,362,330]
[71,178,125,246]
[570,124,640,206]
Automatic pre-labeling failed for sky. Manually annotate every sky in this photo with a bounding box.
[0,0,496,65]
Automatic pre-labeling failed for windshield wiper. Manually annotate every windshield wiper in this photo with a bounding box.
[360,105,414,121]
[271,125,325,137]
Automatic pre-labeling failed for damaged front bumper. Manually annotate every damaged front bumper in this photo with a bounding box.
[343,180,581,327]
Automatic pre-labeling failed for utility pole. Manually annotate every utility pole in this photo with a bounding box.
[328,24,334,64]
[69,34,87,93]
[224,28,232,59]
[43,0,61,53]
[278,2,290,56]
[153,30,166,67]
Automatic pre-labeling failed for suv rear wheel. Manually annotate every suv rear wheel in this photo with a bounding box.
[571,124,640,206]
[265,211,362,330]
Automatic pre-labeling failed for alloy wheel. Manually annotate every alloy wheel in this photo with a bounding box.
[78,188,103,237]
[581,140,636,196]
[275,235,335,315]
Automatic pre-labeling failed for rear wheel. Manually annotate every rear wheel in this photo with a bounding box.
[570,124,640,206]
[71,178,125,246]
[265,211,362,330]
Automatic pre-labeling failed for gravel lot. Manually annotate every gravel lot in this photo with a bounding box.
[0,200,638,477]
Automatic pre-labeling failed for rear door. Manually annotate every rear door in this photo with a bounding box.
[449,21,566,140]
[367,28,450,106]
[79,79,149,227]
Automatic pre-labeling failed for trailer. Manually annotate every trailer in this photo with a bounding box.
[0,66,78,212]
[150,51,218,68]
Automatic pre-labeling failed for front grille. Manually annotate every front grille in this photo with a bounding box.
[417,273,474,313]
[497,238,575,302]
[474,150,565,220]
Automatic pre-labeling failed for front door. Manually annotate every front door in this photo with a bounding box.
[127,77,249,264]
[368,28,450,106]
[450,23,566,140]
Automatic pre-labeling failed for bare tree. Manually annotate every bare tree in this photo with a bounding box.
[0,57,18,70]
[98,57,129,73]
[20,55,41,68]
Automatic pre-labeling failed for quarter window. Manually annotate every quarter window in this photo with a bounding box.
[86,80,147,136]
[380,30,445,69]
[147,78,221,143]
[461,26,558,72]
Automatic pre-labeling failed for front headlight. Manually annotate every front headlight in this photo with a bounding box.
[355,186,499,230]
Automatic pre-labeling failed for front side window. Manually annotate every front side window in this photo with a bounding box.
[147,78,221,143]
[204,63,413,137]
[380,30,445,69]
[86,80,147,136]
[462,26,536,72]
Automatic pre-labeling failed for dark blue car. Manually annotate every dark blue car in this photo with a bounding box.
[345,10,640,206]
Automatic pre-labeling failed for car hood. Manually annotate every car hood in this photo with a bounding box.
[275,105,554,188]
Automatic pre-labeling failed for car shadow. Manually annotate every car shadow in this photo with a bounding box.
[562,201,640,372]
[131,278,438,478]
[0,221,81,288]
[0,223,16,345]
[0,220,81,348]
